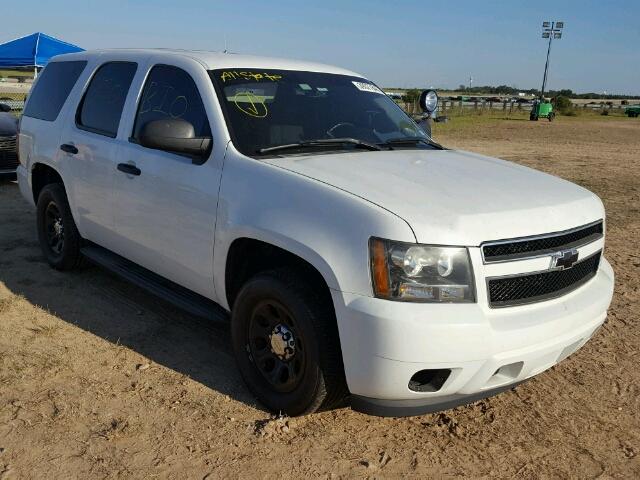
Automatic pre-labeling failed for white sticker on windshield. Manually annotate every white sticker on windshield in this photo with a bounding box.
[352,81,384,94]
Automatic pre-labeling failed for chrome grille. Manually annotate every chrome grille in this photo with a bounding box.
[0,135,18,171]
[482,221,603,263]
[487,251,601,308]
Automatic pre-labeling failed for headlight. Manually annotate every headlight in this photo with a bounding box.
[370,238,476,303]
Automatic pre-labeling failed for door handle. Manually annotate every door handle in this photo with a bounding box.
[60,143,78,154]
[117,163,141,176]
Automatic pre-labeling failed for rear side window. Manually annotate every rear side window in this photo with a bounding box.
[132,65,211,141]
[23,61,87,121]
[76,62,137,138]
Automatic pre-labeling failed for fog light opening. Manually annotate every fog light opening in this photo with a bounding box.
[557,339,584,363]
[486,361,524,388]
[408,369,451,392]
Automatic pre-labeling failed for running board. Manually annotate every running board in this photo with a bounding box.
[80,244,229,324]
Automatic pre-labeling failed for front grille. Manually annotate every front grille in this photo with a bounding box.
[0,135,18,171]
[482,221,603,263]
[487,251,601,308]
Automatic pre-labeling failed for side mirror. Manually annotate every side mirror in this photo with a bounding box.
[419,90,438,114]
[416,118,432,137]
[0,103,11,113]
[139,118,211,163]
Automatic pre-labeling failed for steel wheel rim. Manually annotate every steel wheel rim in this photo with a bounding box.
[44,201,64,255]
[247,299,306,393]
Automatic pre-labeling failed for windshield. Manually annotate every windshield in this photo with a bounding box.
[209,68,429,157]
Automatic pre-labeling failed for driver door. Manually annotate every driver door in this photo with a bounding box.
[111,60,223,299]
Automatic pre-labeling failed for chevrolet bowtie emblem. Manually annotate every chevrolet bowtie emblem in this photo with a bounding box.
[550,249,579,270]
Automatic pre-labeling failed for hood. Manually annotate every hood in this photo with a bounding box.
[0,113,18,136]
[262,149,604,246]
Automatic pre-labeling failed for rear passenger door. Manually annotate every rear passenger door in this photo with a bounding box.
[19,60,86,201]
[60,60,138,248]
[112,60,223,300]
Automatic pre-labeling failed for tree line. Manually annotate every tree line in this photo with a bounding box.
[452,85,638,100]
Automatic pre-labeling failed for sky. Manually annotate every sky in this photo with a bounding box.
[2,0,639,94]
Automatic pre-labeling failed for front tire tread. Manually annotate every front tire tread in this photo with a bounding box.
[232,267,348,415]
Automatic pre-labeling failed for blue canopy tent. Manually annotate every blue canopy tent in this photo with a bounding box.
[0,32,83,77]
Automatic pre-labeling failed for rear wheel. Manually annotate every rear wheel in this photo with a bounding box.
[36,183,86,270]
[548,112,555,122]
[231,268,347,415]
[529,113,539,121]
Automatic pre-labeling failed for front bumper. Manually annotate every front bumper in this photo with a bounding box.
[351,381,525,417]
[332,256,614,417]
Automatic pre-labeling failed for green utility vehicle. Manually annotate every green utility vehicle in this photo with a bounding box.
[624,105,640,117]
[530,99,555,121]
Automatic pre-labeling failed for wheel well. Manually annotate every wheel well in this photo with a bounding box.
[31,163,63,203]
[225,238,333,310]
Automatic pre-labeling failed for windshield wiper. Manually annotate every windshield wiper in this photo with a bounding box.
[380,136,445,150]
[258,137,382,154]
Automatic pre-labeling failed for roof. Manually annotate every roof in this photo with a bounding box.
[0,32,83,68]
[50,48,363,77]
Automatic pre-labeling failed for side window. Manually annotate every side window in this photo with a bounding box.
[76,62,137,138]
[23,61,87,121]
[132,65,211,142]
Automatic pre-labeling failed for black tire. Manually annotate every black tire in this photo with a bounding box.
[36,183,86,270]
[529,113,539,121]
[548,112,555,122]
[231,268,347,416]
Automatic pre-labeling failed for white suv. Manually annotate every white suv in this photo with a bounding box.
[17,49,614,417]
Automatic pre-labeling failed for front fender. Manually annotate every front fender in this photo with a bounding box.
[213,151,416,310]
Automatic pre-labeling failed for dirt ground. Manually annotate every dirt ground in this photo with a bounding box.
[1,116,639,479]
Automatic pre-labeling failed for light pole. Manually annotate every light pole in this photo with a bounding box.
[540,21,564,99]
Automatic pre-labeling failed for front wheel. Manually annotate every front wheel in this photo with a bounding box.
[231,268,347,416]
[548,112,555,122]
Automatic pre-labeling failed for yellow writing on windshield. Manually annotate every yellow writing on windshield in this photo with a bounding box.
[233,91,268,118]
[220,71,283,83]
